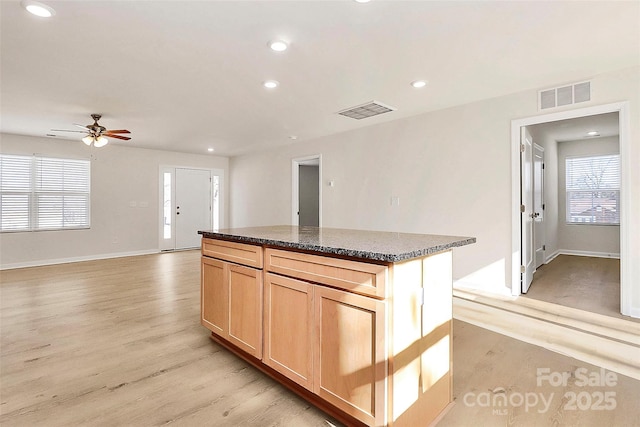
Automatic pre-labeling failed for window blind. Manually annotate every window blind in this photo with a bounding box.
[566,154,620,225]
[0,154,90,231]
[0,155,32,230]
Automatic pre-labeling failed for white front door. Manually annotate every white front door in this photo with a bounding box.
[175,168,211,249]
[160,167,221,251]
[533,143,545,269]
[521,128,535,293]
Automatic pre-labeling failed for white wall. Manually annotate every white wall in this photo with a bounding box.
[229,66,640,315]
[0,134,229,268]
[557,136,620,256]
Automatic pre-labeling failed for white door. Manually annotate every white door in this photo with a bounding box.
[175,168,211,249]
[533,144,545,269]
[160,167,220,251]
[521,128,535,293]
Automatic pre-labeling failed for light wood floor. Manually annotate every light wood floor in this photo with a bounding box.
[1,251,639,426]
[524,255,639,322]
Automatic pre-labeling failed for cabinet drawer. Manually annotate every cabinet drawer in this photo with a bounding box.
[202,238,263,269]
[265,248,387,298]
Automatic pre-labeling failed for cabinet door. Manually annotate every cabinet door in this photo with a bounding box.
[313,286,386,426]
[201,256,228,338]
[264,273,313,389]
[228,263,263,359]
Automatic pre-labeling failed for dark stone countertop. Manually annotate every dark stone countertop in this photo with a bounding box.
[199,225,475,263]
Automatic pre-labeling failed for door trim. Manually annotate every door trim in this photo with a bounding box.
[510,102,631,316]
[291,154,322,227]
[521,127,535,293]
[158,165,225,251]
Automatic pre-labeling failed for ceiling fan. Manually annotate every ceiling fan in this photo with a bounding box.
[52,114,131,148]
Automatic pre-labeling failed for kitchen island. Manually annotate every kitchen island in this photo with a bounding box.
[198,226,475,427]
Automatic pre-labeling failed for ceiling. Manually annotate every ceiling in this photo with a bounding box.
[529,112,620,144]
[1,1,638,157]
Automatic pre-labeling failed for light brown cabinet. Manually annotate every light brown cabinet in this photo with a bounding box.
[201,239,263,359]
[263,272,386,425]
[263,273,313,389]
[201,256,227,337]
[313,285,386,426]
[201,236,457,427]
[264,248,387,425]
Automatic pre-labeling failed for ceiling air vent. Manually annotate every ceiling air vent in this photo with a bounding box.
[337,101,396,120]
[539,81,591,110]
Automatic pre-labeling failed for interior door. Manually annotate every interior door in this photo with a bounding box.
[298,165,319,226]
[175,168,211,249]
[533,144,545,269]
[292,156,321,227]
[521,128,535,293]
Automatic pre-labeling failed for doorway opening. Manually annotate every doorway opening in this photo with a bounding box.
[292,155,322,227]
[159,166,223,251]
[511,102,632,318]
[521,113,630,320]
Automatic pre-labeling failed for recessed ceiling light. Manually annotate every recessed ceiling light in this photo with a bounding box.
[354,0,371,3]
[269,40,288,52]
[263,80,279,89]
[586,130,600,136]
[289,135,298,140]
[208,148,214,152]
[21,0,55,17]
[411,80,428,89]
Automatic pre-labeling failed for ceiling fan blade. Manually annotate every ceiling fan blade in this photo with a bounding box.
[74,123,91,130]
[104,129,130,134]
[104,133,131,141]
[51,129,87,133]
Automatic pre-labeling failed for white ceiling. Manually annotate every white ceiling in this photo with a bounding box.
[529,112,620,144]
[1,1,638,157]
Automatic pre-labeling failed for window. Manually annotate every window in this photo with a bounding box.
[0,154,90,231]
[566,154,620,225]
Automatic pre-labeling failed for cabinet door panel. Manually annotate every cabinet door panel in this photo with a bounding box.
[264,273,313,389]
[314,286,386,426]
[228,264,263,358]
[201,257,228,338]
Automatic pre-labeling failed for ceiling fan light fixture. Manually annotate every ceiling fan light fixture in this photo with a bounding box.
[93,136,109,148]
[21,0,55,18]
[82,135,94,146]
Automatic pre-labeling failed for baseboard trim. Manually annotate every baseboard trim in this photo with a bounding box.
[545,250,561,263]
[546,249,620,263]
[453,288,640,381]
[0,249,160,270]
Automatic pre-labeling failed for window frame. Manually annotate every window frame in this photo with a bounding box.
[0,154,91,232]
[565,153,620,226]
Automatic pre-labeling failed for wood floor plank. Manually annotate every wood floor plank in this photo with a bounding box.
[2,251,638,426]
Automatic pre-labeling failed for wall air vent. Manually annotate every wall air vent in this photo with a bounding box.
[539,81,591,110]
[337,100,396,120]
